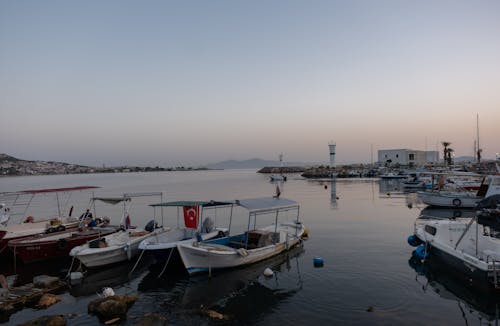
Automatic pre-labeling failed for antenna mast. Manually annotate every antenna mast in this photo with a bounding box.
[476,114,481,163]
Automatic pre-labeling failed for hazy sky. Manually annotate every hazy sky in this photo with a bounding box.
[1,1,499,167]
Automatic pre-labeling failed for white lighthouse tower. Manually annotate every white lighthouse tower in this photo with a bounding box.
[328,142,336,168]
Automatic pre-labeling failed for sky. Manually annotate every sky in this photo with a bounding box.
[1,1,499,167]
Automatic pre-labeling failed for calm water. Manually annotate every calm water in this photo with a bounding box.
[1,170,499,325]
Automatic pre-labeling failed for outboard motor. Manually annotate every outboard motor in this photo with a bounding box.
[145,220,158,232]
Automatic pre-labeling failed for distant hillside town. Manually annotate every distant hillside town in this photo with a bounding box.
[0,154,207,177]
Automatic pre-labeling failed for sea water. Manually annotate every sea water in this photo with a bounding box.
[1,170,498,325]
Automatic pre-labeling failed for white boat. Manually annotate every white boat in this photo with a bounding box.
[379,172,407,179]
[70,227,164,268]
[138,200,232,267]
[269,153,287,182]
[177,197,306,275]
[69,192,164,268]
[417,175,500,208]
[0,186,99,254]
[408,197,500,288]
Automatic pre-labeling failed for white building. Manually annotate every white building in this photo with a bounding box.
[378,149,439,166]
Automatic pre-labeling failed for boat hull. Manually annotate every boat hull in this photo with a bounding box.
[417,191,480,208]
[178,223,305,275]
[71,229,164,268]
[414,219,500,288]
[8,228,117,263]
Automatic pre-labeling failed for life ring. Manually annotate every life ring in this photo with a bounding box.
[57,238,68,250]
[452,198,462,207]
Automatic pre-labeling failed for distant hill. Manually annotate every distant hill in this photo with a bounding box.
[205,158,307,170]
[0,153,21,162]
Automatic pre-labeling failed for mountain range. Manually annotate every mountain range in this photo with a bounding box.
[204,158,310,169]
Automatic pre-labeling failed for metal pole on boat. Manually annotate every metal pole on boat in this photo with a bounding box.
[56,192,61,218]
[274,211,279,244]
[228,205,233,235]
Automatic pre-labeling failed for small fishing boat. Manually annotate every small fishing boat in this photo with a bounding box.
[177,197,305,275]
[138,200,232,270]
[0,186,99,254]
[417,175,500,208]
[8,226,118,263]
[69,193,164,269]
[408,195,500,289]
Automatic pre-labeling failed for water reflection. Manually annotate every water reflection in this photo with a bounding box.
[69,255,154,297]
[306,179,338,208]
[378,179,406,199]
[408,256,500,323]
[138,246,304,322]
[418,207,477,220]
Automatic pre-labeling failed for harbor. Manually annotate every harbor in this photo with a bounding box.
[1,169,499,325]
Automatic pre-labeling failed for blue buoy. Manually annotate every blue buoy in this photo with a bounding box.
[413,244,429,260]
[313,257,324,267]
[407,234,423,247]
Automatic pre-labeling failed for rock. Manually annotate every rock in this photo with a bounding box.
[18,314,66,326]
[0,288,9,299]
[135,313,168,326]
[33,275,60,289]
[37,293,61,308]
[88,295,138,322]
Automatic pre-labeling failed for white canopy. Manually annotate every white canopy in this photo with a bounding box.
[235,197,299,213]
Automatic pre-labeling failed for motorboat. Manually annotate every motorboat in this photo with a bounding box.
[177,197,306,275]
[69,193,165,269]
[417,175,500,208]
[137,200,232,271]
[408,195,500,289]
[269,153,287,182]
[0,186,99,254]
[379,172,407,179]
[8,225,118,263]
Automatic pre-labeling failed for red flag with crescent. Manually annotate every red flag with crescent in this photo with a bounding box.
[183,206,199,229]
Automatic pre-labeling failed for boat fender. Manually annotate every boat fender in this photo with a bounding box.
[301,229,309,240]
[407,235,423,247]
[236,248,248,257]
[412,244,429,260]
[313,257,324,267]
[263,268,274,277]
[452,210,462,218]
[452,198,462,207]
[57,238,68,250]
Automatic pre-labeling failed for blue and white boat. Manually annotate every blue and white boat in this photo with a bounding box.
[138,200,231,267]
[177,197,305,275]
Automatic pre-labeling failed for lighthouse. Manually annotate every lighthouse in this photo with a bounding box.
[328,142,336,168]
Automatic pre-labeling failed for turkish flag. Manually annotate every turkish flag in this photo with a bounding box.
[183,206,199,229]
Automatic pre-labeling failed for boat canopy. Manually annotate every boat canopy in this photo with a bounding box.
[91,196,132,205]
[20,186,100,194]
[235,197,299,214]
[150,201,233,208]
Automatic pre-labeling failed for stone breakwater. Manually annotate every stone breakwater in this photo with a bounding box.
[257,166,306,174]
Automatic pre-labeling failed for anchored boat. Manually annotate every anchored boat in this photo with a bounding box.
[177,197,306,275]
[408,195,500,289]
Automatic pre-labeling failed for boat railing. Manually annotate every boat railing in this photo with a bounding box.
[484,251,500,288]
